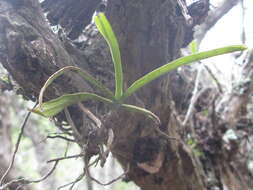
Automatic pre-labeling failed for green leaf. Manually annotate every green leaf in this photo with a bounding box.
[94,13,123,100]
[34,92,113,117]
[122,45,247,100]
[38,66,114,107]
[188,40,198,54]
[34,90,160,123]
[121,104,161,124]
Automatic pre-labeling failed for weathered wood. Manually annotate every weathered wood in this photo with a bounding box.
[1,0,252,190]
[0,0,206,189]
[41,0,100,39]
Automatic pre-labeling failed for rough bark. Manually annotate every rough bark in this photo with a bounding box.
[41,0,100,40]
[0,0,252,190]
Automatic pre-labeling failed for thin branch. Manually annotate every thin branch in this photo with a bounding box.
[0,103,36,186]
[78,103,102,128]
[203,64,223,93]
[87,156,101,168]
[47,154,84,163]
[64,141,70,157]
[106,129,114,149]
[56,155,98,190]
[57,172,85,190]
[154,124,179,141]
[177,0,192,25]
[183,65,203,126]
[26,133,74,151]
[55,146,101,189]
[195,0,240,43]
[57,150,128,189]
[240,0,246,44]
[87,163,130,186]
[28,161,59,183]
[1,161,59,190]
[47,135,75,142]
[98,129,115,167]
[64,108,82,141]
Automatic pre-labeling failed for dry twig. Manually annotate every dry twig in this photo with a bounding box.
[177,0,193,25]
[203,64,223,93]
[78,103,102,128]
[195,0,240,43]
[86,162,130,186]
[57,172,85,190]
[183,65,202,127]
[1,161,59,190]
[47,154,84,163]
[64,108,82,141]
[57,155,102,189]
[0,103,36,186]
[47,135,75,142]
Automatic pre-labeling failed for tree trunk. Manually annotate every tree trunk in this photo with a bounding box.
[0,0,252,189]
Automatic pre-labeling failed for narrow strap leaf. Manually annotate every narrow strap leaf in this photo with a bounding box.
[94,13,123,100]
[121,104,161,124]
[34,92,113,117]
[38,66,114,108]
[122,45,247,100]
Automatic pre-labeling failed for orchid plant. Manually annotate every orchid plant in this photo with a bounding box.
[32,13,246,124]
